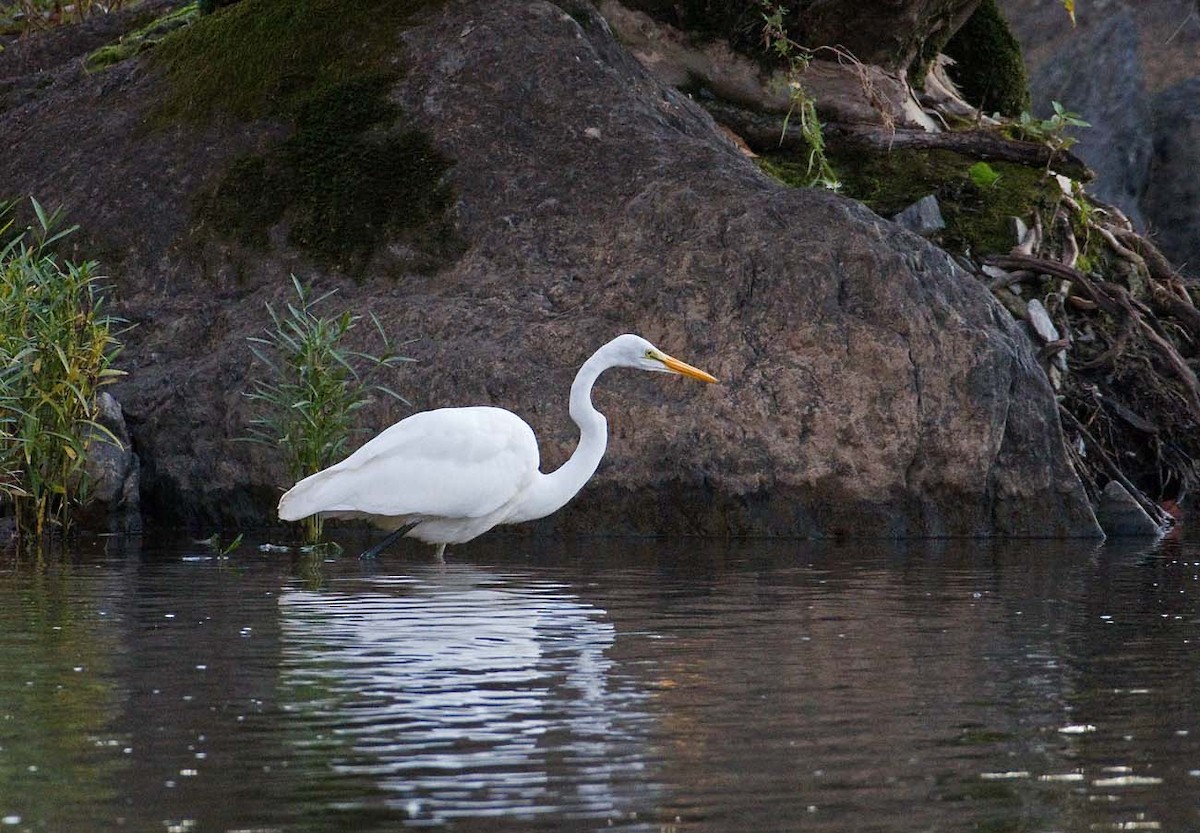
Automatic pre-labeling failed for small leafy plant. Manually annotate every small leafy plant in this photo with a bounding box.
[0,198,125,540]
[244,275,410,544]
[1011,101,1090,151]
[759,1,841,190]
[197,531,243,556]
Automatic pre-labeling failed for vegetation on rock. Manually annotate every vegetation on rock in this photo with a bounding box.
[243,276,411,544]
[197,75,462,273]
[983,184,1200,524]
[764,147,1058,256]
[84,3,200,72]
[0,0,132,34]
[148,0,463,273]
[0,199,124,540]
[942,0,1031,117]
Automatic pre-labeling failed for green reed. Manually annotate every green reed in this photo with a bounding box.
[244,275,410,543]
[0,198,125,539]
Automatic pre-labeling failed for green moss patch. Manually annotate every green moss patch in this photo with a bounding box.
[85,3,200,72]
[762,146,1058,258]
[942,0,1030,118]
[199,75,461,272]
[149,0,462,273]
[148,0,414,124]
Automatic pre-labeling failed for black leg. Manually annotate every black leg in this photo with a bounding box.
[359,524,415,559]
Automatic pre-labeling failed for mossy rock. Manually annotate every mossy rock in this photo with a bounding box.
[148,0,462,273]
[942,0,1030,118]
[762,146,1058,259]
[198,75,462,273]
[84,3,200,72]
[197,0,239,13]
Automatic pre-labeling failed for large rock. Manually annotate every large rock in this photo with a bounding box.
[1000,0,1200,272]
[1142,78,1200,278]
[1001,0,1199,94]
[1024,10,1152,229]
[0,0,1099,537]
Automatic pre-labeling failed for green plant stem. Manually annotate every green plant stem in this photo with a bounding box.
[0,198,124,539]
[757,1,840,190]
[243,275,410,545]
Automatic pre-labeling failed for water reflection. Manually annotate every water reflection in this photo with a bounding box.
[3,535,1200,831]
[279,562,655,824]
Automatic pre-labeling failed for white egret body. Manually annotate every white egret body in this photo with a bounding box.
[277,334,717,558]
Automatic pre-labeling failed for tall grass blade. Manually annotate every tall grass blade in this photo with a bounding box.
[243,275,412,545]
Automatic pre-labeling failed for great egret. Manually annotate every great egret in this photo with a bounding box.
[277,334,718,559]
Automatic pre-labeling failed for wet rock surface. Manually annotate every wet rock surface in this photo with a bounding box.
[1096,480,1163,538]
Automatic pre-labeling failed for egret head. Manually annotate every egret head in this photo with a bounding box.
[605,334,718,382]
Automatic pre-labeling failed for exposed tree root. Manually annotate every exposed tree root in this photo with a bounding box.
[980,203,1200,523]
[701,98,1094,181]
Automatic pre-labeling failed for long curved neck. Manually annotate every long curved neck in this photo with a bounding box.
[512,352,611,522]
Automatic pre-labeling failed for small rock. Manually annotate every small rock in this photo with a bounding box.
[1026,298,1059,344]
[1026,298,1067,371]
[1095,480,1162,538]
[84,392,132,504]
[79,392,142,533]
[892,194,945,237]
[1010,215,1028,246]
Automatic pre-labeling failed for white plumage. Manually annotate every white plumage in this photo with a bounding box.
[277,334,717,558]
[279,407,538,542]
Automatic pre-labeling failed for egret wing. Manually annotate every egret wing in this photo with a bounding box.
[278,406,540,521]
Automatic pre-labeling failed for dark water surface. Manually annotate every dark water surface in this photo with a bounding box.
[2,533,1200,831]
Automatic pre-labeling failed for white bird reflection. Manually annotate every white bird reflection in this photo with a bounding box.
[278,564,654,823]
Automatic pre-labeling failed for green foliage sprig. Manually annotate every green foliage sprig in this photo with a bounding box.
[244,275,411,543]
[1011,101,1091,152]
[758,1,841,191]
[0,198,125,540]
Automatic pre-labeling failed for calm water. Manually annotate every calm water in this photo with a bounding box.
[2,532,1200,831]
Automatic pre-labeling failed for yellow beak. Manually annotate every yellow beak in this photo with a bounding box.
[656,351,719,383]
